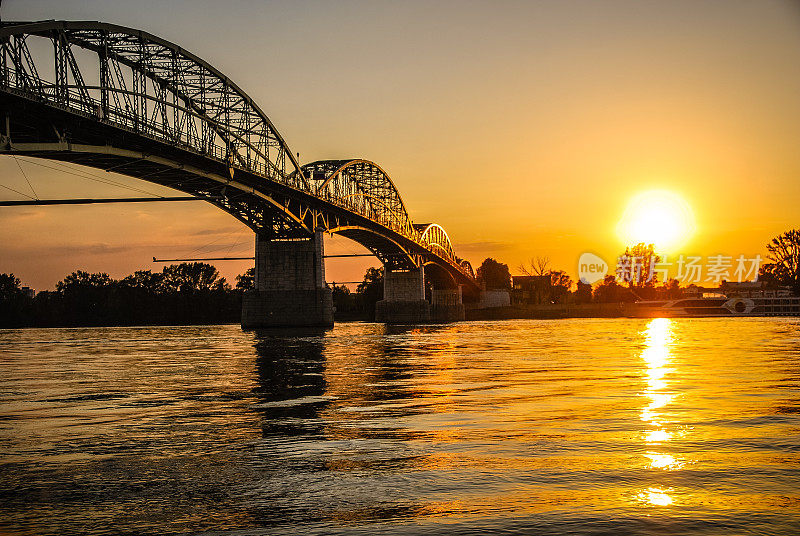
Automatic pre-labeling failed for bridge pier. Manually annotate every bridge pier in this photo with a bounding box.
[375,266,431,323]
[431,286,465,322]
[241,229,333,329]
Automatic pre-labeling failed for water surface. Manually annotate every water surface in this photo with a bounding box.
[1,319,799,534]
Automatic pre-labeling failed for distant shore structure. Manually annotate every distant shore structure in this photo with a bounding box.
[633,281,800,317]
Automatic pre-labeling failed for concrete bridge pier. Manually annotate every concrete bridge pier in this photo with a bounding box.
[375,266,431,323]
[431,286,465,322]
[241,229,333,329]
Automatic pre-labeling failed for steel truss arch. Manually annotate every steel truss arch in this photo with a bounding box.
[417,223,475,280]
[0,20,308,190]
[0,20,478,289]
[459,259,475,279]
[416,223,456,262]
[303,160,473,281]
[300,159,414,238]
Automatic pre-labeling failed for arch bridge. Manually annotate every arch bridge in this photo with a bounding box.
[0,20,477,326]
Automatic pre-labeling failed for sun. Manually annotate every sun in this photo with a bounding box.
[617,190,695,252]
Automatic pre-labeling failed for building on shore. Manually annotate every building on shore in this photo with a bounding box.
[511,275,552,305]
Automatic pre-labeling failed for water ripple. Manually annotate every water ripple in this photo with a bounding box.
[1,319,799,535]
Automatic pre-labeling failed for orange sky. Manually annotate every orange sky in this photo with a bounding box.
[1,0,799,290]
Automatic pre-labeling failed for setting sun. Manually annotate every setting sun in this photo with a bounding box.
[617,190,696,252]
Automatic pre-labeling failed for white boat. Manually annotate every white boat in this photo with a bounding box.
[631,289,800,317]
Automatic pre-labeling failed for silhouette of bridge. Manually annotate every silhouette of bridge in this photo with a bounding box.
[0,20,476,326]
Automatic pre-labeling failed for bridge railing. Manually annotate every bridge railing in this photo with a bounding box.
[1,67,278,176]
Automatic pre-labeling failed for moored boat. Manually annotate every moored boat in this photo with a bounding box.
[630,286,800,318]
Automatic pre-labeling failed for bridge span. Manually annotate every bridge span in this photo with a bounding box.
[0,20,479,327]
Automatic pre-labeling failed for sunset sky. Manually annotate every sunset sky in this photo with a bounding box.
[1,0,799,290]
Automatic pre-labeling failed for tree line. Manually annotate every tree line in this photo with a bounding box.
[0,263,246,327]
[0,262,390,328]
[474,228,800,304]
[1,229,797,327]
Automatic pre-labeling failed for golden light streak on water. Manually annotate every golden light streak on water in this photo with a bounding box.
[645,429,671,443]
[639,318,677,506]
[645,453,682,470]
[639,487,674,507]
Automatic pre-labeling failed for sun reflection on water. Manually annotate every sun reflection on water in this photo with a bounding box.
[638,487,674,507]
[644,453,682,470]
[645,429,671,443]
[639,318,679,505]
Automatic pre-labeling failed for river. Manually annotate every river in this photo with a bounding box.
[1,319,799,535]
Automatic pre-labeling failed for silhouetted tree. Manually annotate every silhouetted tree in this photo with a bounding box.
[573,281,592,304]
[56,270,114,293]
[357,266,384,319]
[760,229,800,291]
[477,258,511,290]
[120,270,164,293]
[518,256,550,276]
[659,278,682,299]
[0,273,27,326]
[548,269,573,303]
[619,243,661,288]
[0,273,23,301]
[161,262,224,293]
[235,267,256,291]
[56,271,116,325]
[593,274,634,303]
[617,243,662,300]
[331,284,357,314]
[115,270,164,324]
[757,267,781,289]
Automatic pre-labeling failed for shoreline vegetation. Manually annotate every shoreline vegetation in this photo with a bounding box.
[2,230,797,328]
[0,262,383,328]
